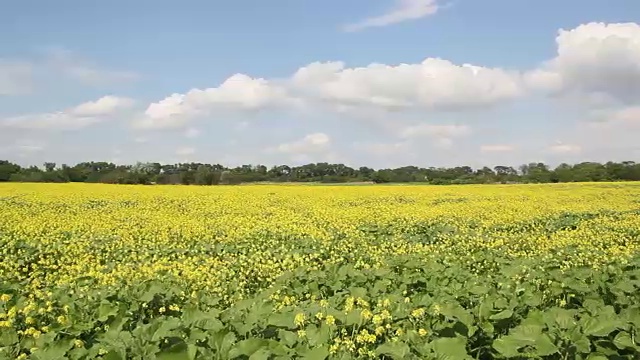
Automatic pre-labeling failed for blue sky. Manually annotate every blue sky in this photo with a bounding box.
[1,0,640,169]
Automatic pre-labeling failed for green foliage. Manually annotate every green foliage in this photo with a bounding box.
[3,159,640,185]
[1,253,639,359]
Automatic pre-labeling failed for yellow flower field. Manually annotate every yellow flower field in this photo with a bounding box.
[1,182,639,359]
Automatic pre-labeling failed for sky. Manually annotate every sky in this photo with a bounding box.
[1,0,640,169]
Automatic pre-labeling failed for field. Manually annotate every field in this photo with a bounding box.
[1,182,640,360]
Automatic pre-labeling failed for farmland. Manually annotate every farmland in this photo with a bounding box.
[1,182,640,359]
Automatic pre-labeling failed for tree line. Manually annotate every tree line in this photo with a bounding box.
[1,160,640,185]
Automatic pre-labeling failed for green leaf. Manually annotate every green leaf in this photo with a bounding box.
[140,284,163,302]
[301,346,329,360]
[102,351,125,360]
[534,334,558,356]
[550,308,576,329]
[375,342,410,359]
[572,335,591,353]
[248,349,271,360]
[228,339,268,357]
[98,300,119,321]
[157,342,193,360]
[67,347,89,360]
[208,330,236,355]
[151,318,182,341]
[585,354,607,360]
[307,324,331,347]
[431,337,469,359]
[0,329,18,347]
[613,331,635,350]
[582,317,619,337]
[492,337,521,358]
[478,301,493,320]
[510,324,543,344]
[193,318,224,331]
[268,312,294,328]
[278,330,298,347]
[31,339,74,360]
[490,309,513,320]
[343,310,361,326]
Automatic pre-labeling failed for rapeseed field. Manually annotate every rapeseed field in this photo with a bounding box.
[1,182,639,359]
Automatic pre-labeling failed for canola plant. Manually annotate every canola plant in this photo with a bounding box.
[0,182,639,359]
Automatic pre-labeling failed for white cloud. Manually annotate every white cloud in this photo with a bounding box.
[548,142,582,154]
[480,144,515,153]
[397,124,470,150]
[175,147,196,156]
[526,22,640,103]
[605,106,640,126]
[134,74,297,129]
[354,141,410,156]
[71,96,135,117]
[292,59,523,111]
[0,139,46,158]
[184,127,201,138]
[399,123,471,138]
[1,95,134,130]
[344,0,440,32]
[272,133,331,154]
[0,60,33,95]
[134,137,148,143]
[135,56,523,132]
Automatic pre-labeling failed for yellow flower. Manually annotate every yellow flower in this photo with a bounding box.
[418,328,428,337]
[294,313,306,327]
[411,308,425,318]
[315,312,323,321]
[325,315,336,326]
[74,339,84,348]
[0,294,11,302]
[297,329,306,338]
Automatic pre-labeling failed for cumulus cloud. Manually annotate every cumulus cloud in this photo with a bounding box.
[354,141,410,156]
[0,60,33,95]
[344,0,440,32]
[271,133,331,154]
[548,142,582,154]
[480,144,515,153]
[135,56,524,132]
[604,106,640,127]
[526,22,640,103]
[1,95,134,130]
[399,124,471,138]
[175,147,196,156]
[292,59,523,111]
[71,96,135,117]
[184,127,201,138]
[396,124,470,150]
[0,139,46,156]
[134,74,297,129]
